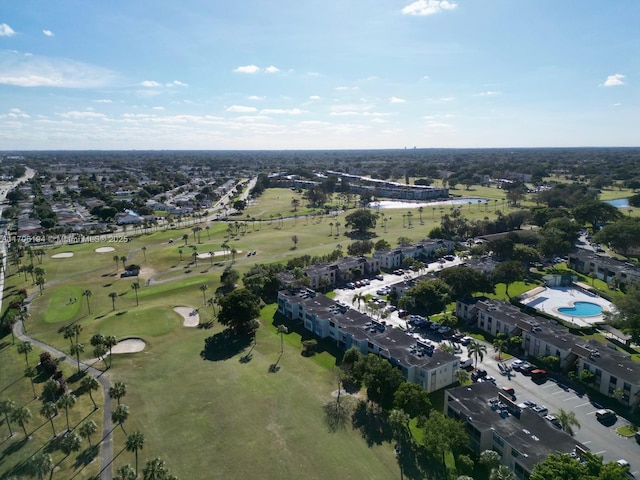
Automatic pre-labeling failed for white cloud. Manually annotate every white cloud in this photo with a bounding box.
[309,95,320,100]
[390,96,406,103]
[335,86,349,91]
[233,65,260,74]
[265,65,280,73]
[0,50,118,88]
[402,0,457,16]
[601,74,625,87]
[170,80,188,87]
[612,103,621,107]
[477,91,501,96]
[58,111,107,120]
[248,95,265,100]
[43,30,54,37]
[95,99,112,103]
[0,23,16,36]
[153,106,165,110]
[140,80,161,87]
[422,75,430,80]
[260,108,305,115]
[226,105,257,113]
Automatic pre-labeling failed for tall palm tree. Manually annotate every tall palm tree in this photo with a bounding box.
[82,289,93,314]
[112,404,130,434]
[120,255,128,268]
[78,419,98,448]
[131,282,141,306]
[115,464,137,480]
[141,245,147,261]
[554,408,581,436]
[277,324,288,354]
[60,431,82,457]
[24,365,38,398]
[57,392,76,431]
[351,292,367,311]
[199,284,208,304]
[27,452,54,480]
[70,342,84,373]
[455,368,470,384]
[109,291,118,310]
[126,430,145,476]
[493,337,508,361]
[40,401,58,437]
[104,335,118,368]
[143,457,168,480]
[113,255,120,272]
[17,341,32,368]
[0,399,16,436]
[110,381,127,405]
[81,375,100,410]
[11,405,32,437]
[467,340,487,368]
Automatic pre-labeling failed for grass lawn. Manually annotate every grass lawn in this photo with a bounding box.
[616,424,638,437]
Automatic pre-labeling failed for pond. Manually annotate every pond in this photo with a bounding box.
[605,198,629,208]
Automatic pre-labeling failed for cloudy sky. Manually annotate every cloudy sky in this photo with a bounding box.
[0,0,637,150]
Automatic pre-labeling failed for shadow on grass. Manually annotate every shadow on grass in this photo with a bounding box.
[72,444,99,469]
[0,434,28,459]
[200,329,253,361]
[351,400,393,447]
[396,440,434,480]
[115,311,128,316]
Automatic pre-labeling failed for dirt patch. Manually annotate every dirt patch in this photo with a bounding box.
[174,306,200,327]
[51,252,74,258]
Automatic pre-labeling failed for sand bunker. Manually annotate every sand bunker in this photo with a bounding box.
[95,246,116,253]
[51,252,74,259]
[197,250,242,259]
[174,306,200,327]
[111,338,146,354]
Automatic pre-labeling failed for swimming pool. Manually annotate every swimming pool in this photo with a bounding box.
[557,302,604,317]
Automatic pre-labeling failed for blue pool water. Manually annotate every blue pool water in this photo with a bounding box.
[558,302,603,317]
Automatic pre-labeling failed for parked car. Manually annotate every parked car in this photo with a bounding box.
[595,409,617,423]
[346,282,355,289]
[471,369,487,382]
[460,358,473,369]
[544,415,562,429]
[438,326,451,335]
[532,405,548,415]
[430,322,441,331]
[531,369,548,381]
[460,336,473,346]
[375,274,384,280]
[451,332,465,342]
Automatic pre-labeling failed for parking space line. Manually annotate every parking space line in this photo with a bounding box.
[551,390,566,396]
[595,450,606,455]
[574,402,591,408]
[586,411,598,415]
[563,396,578,402]
[581,440,592,444]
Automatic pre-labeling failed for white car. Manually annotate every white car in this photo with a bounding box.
[459,358,473,368]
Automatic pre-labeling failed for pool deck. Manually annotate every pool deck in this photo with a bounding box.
[519,286,615,328]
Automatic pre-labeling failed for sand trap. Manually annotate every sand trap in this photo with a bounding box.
[95,246,116,253]
[111,338,146,354]
[51,252,74,258]
[197,250,242,259]
[174,306,200,327]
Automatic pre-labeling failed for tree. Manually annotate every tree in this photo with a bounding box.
[40,401,58,437]
[70,342,84,373]
[131,282,140,306]
[468,340,487,368]
[143,457,169,480]
[276,324,288,355]
[109,291,119,310]
[126,430,145,476]
[220,267,240,290]
[114,255,120,272]
[27,452,54,480]
[79,419,98,448]
[11,405,31,437]
[492,261,525,298]
[81,375,100,410]
[554,408,581,436]
[455,368,470,384]
[439,267,494,299]
[593,217,640,256]
[404,279,452,315]
[344,209,378,234]
[493,334,508,360]
[57,392,77,431]
[60,431,82,456]
[112,404,130,433]
[291,235,299,249]
[360,354,404,410]
[491,465,516,480]
[82,289,93,314]
[393,382,431,418]
[0,399,16,436]
[421,411,467,471]
[530,453,590,480]
[608,283,640,343]
[479,449,501,473]
[351,292,367,311]
[110,381,127,405]
[17,340,32,368]
[104,335,118,368]
[217,288,261,334]
[347,239,374,256]
[199,283,208,305]
[572,200,622,230]
[115,464,137,480]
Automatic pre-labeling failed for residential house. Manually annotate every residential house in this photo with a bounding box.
[567,251,640,287]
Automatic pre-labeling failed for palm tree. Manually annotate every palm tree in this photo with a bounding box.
[70,342,84,373]
[455,369,470,384]
[17,340,32,368]
[78,419,98,448]
[35,275,45,295]
[199,284,208,304]
[467,340,487,368]
[57,392,77,431]
[493,337,508,361]
[205,225,211,240]
[110,381,127,405]
[104,335,118,367]
[126,430,145,476]
[554,408,581,436]
[0,399,16,436]
[82,289,93,314]
[141,245,147,261]
[115,464,137,480]
[11,405,32,437]
[81,375,100,410]
[351,292,367,311]
[112,404,130,434]
[60,431,82,456]
[120,255,128,268]
[207,296,217,318]
[109,291,118,310]
[418,206,424,224]
[131,282,140,306]
[113,255,120,272]
[143,457,168,480]
[182,234,189,245]
[27,452,54,480]
[277,324,288,354]
[178,248,183,261]
[40,401,58,437]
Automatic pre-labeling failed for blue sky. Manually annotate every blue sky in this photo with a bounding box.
[0,0,637,150]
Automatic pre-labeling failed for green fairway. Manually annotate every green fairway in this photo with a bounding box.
[42,285,84,323]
